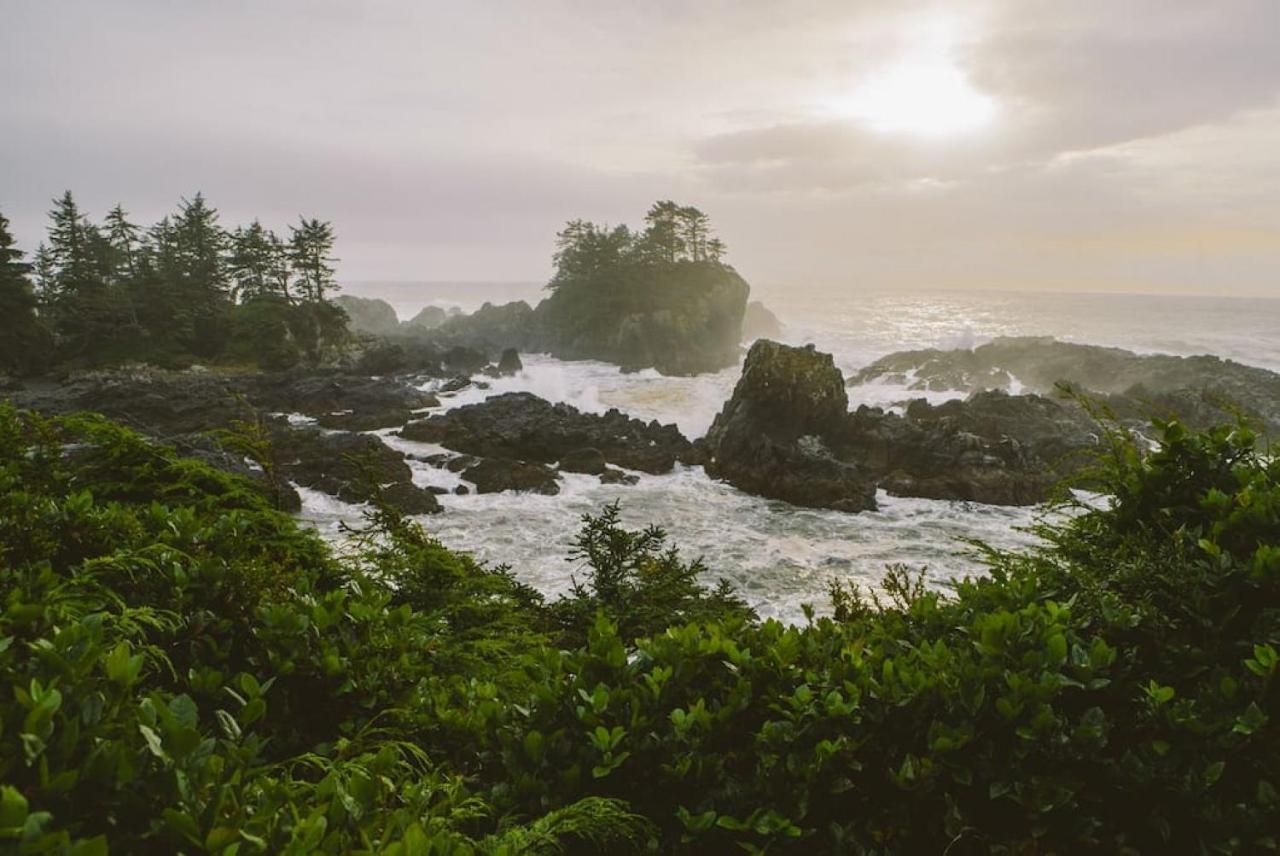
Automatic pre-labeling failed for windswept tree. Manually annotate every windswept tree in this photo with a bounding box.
[642,200,685,264]
[102,204,142,283]
[0,212,49,373]
[229,220,286,302]
[289,217,338,302]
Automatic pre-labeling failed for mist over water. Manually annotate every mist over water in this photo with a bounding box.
[311,281,1280,620]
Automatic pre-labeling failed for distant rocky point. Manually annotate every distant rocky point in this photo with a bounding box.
[851,336,1280,434]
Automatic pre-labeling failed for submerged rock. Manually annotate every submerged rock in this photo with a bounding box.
[399,391,694,474]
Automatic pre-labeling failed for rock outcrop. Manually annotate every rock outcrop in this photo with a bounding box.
[269,426,441,513]
[704,340,1101,511]
[533,263,750,375]
[7,367,442,515]
[460,458,560,495]
[703,341,877,512]
[851,336,1280,434]
[399,391,694,474]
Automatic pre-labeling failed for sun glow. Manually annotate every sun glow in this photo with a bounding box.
[822,16,998,138]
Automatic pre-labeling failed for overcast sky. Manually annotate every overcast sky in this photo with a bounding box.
[3,0,1279,295]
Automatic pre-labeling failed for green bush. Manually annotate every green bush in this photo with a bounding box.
[0,405,1276,853]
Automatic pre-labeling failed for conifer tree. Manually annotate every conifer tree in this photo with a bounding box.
[288,217,338,302]
[0,212,48,373]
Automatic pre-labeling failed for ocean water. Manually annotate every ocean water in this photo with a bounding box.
[300,282,1280,621]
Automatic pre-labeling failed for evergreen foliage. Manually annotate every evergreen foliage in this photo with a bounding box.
[0,214,50,375]
[0,195,347,372]
[0,404,1276,853]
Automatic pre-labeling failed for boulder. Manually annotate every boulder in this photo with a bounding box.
[269,426,441,514]
[704,340,877,512]
[497,348,523,376]
[599,467,640,486]
[461,457,560,495]
[399,392,694,474]
[559,447,608,475]
[242,372,437,431]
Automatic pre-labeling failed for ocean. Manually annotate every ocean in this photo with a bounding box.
[298,281,1280,621]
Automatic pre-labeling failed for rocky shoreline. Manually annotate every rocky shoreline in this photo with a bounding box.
[7,334,1280,519]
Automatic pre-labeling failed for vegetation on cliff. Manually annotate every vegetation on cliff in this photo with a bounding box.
[0,196,346,373]
[1,401,1277,853]
[533,201,750,375]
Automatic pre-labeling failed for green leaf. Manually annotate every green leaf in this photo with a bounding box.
[139,724,167,759]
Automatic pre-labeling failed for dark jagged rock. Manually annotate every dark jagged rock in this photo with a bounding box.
[742,300,783,341]
[9,369,254,436]
[497,348,523,376]
[442,345,490,376]
[599,467,640,486]
[559,447,608,475]
[242,372,437,431]
[704,340,877,512]
[838,392,1098,505]
[706,340,1100,512]
[399,391,694,474]
[425,301,538,352]
[333,295,401,336]
[461,457,560,495]
[270,426,441,514]
[851,336,1280,434]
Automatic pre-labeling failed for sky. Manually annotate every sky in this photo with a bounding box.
[2,0,1279,296]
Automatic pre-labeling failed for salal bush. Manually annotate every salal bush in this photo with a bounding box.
[1,404,1276,854]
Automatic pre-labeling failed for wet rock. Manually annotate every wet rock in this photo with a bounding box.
[444,455,480,473]
[559,447,608,475]
[599,467,640,486]
[443,345,489,376]
[851,336,1280,434]
[704,340,878,512]
[462,457,560,495]
[270,426,441,514]
[453,484,469,495]
[497,348,523,376]
[399,392,693,474]
[9,369,253,436]
[245,372,436,431]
